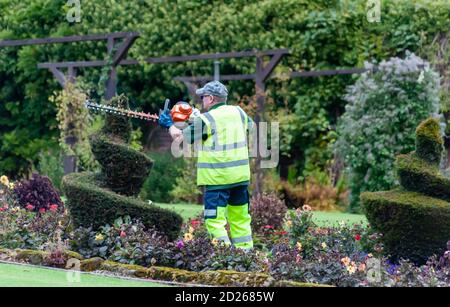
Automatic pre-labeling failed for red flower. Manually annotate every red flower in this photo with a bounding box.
[39,208,46,214]
[190,219,201,227]
[49,204,58,212]
[355,234,361,241]
[0,207,5,212]
[120,231,127,238]
[263,225,275,229]
[25,204,35,211]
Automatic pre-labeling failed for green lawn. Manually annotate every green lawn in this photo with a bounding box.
[312,211,367,227]
[156,202,203,221]
[0,263,171,287]
[155,203,367,226]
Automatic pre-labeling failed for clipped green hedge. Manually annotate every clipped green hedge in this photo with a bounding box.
[100,96,132,143]
[361,189,450,264]
[62,172,182,241]
[90,133,153,196]
[396,153,450,201]
[415,118,444,166]
[89,95,153,197]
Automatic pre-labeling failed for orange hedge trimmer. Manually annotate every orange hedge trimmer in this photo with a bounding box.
[85,99,197,123]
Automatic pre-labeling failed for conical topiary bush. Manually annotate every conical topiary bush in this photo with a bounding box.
[89,96,152,196]
[62,95,182,240]
[361,118,450,264]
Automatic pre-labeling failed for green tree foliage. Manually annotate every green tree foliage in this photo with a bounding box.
[169,157,202,204]
[140,151,185,203]
[0,0,448,179]
[335,53,441,211]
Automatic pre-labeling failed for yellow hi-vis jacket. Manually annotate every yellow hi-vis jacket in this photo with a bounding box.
[196,104,251,186]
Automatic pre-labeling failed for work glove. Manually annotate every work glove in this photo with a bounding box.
[158,109,173,129]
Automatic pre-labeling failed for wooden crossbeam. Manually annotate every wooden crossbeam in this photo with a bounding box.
[37,49,291,69]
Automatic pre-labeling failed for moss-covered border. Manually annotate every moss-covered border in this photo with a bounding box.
[0,248,330,287]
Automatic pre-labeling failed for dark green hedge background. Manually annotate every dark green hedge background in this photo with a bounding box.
[0,0,448,177]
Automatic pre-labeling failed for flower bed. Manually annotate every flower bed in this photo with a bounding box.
[3,176,450,287]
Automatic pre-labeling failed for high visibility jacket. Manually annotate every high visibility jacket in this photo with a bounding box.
[197,104,250,186]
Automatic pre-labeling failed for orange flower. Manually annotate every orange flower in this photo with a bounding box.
[358,263,366,272]
[341,257,351,266]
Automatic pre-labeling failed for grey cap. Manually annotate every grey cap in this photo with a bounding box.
[195,81,228,98]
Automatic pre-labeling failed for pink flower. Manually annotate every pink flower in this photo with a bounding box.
[176,240,185,249]
[39,208,46,214]
[49,204,58,212]
[0,207,5,212]
[120,231,127,238]
[355,234,361,241]
[263,225,274,229]
[25,204,35,211]
[190,219,201,227]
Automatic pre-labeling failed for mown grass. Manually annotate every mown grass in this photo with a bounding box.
[155,203,367,226]
[0,263,171,287]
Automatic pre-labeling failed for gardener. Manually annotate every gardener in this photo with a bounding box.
[158,81,253,250]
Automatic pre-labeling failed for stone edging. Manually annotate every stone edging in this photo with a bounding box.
[0,248,331,287]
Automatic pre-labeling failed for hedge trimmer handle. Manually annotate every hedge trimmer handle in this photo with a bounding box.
[164,98,170,113]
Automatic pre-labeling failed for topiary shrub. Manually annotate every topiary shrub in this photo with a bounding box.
[63,173,181,240]
[62,95,182,240]
[90,134,152,196]
[13,173,64,213]
[362,189,450,265]
[361,118,450,264]
[99,95,132,142]
[396,153,450,201]
[415,118,444,166]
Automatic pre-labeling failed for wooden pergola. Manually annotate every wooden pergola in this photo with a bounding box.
[1,31,378,194]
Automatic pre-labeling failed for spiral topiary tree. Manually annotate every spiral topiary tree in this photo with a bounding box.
[62,95,182,240]
[361,118,450,264]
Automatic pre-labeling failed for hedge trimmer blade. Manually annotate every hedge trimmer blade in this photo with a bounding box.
[85,100,159,122]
